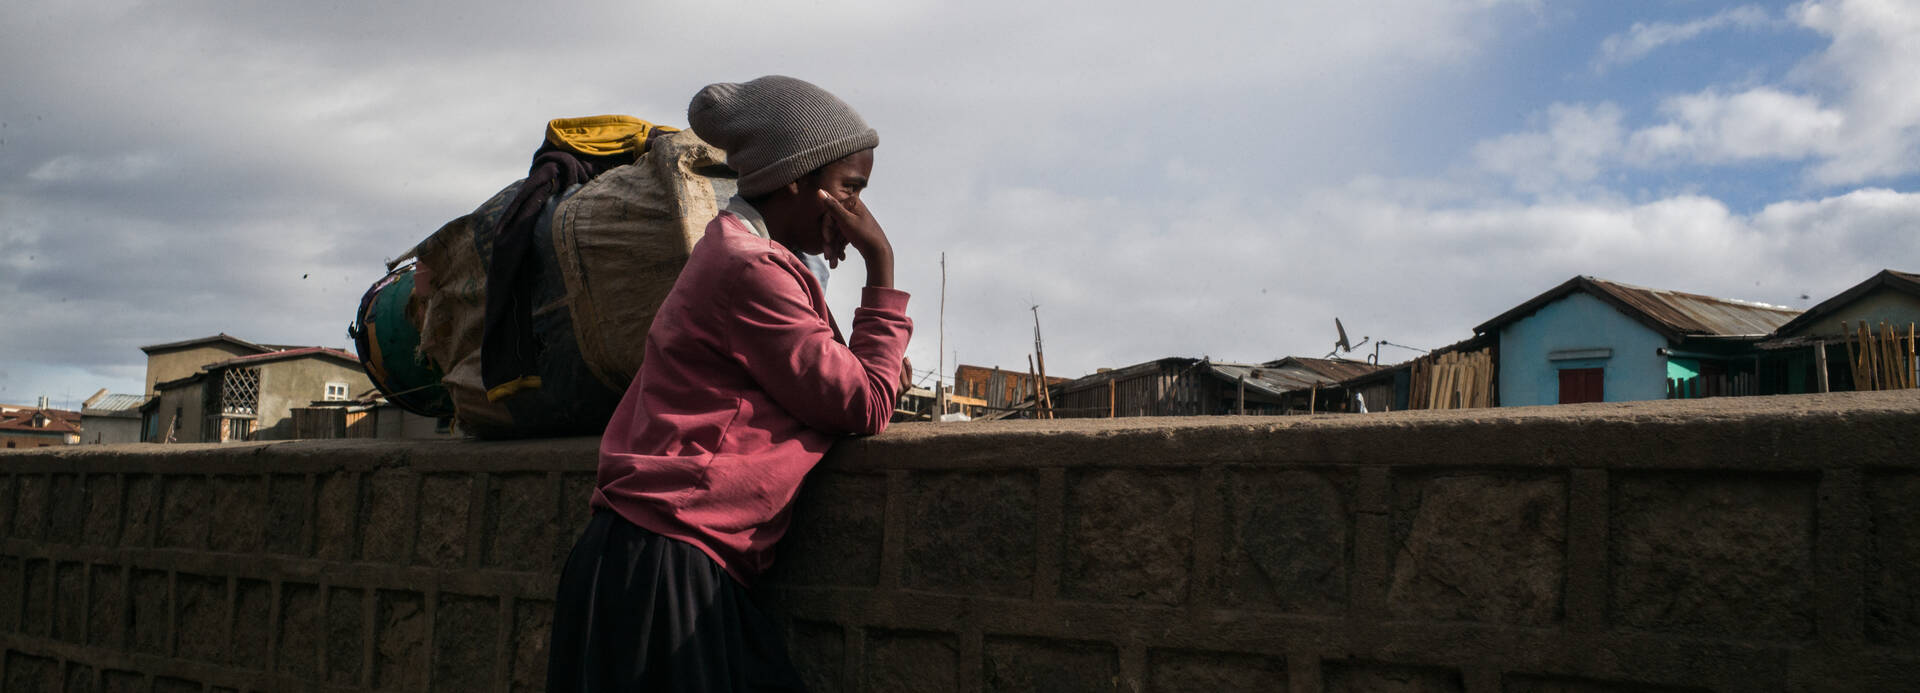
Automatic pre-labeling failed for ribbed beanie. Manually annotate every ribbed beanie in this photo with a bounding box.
[687,75,879,197]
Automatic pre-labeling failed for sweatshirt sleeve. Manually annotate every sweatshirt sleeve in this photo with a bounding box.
[726,254,913,436]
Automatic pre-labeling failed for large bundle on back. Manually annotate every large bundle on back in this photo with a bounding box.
[353,117,736,438]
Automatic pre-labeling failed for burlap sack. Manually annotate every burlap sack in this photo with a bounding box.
[555,131,731,390]
[403,130,732,437]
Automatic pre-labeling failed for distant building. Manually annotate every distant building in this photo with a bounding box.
[0,399,82,449]
[1758,269,1920,393]
[141,346,374,443]
[1050,356,1380,418]
[948,365,1069,419]
[78,390,147,444]
[1475,276,1800,406]
[139,334,276,395]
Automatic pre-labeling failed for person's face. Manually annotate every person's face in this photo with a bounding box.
[765,149,873,257]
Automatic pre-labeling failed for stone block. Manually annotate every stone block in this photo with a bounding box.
[89,564,123,648]
[1503,674,1708,692]
[984,636,1119,692]
[102,669,145,693]
[374,590,427,691]
[329,587,365,686]
[1611,473,1815,639]
[556,473,596,574]
[770,472,885,587]
[209,475,267,553]
[1218,469,1350,614]
[48,473,84,544]
[278,583,322,679]
[510,600,553,693]
[1868,472,1920,644]
[177,573,229,662]
[362,471,418,564]
[790,620,844,693]
[83,474,122,546]
[23,559,49,636]
[155,676,203,693]
[131,569,169,655]
[484,473,553,572]
[416,473,472,568]
[315,472,358,561]
[1147,649,1287,693]
[53,561,84,642]
[865,629,959,693]
[432,593,499,691]
[233,579,272,670]
[65,662,94,693]
[158,475,211,549]
[1389,474,1565,625]
[904,471,1036,597]
[1064,469,1194,605]
[3,651,58,692]
[0,557,16,632]
[266,474,309,555]
[1324,660,1462,692]
[14,474,48,540]
[123,475,157,547]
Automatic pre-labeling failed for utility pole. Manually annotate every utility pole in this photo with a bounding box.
[936,252,947,420]
[1032,305,1052,419]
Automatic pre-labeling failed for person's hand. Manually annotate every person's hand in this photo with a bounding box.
[819,190,894,288]
[900,356,913,391]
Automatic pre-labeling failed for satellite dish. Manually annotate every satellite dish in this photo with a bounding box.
[1327,317,1370,359]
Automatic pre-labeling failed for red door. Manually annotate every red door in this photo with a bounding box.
[1558,368,1604,404]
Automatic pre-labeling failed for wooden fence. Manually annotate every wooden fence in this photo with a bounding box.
[1408,348,1494,409]
[1843,321,1917,391]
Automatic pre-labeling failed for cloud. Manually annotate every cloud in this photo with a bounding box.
[1473,103,1625,195]
[1627,87,1845,164]
[1594,5,1774,71]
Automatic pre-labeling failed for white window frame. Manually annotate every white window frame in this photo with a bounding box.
[323,382,350,401]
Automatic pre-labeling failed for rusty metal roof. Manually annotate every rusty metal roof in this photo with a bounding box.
[1475,276,1801,340]
[1259,356,1383,382]
[1209,358,1382,396]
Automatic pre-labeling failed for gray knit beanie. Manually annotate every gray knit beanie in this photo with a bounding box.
[687,75,879,197]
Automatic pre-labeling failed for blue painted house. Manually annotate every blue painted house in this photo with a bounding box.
[1475,277,1801,406]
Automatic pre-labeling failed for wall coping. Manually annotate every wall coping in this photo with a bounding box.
[3,390,1915,474]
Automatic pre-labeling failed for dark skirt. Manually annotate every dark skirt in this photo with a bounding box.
[547,510,807,692]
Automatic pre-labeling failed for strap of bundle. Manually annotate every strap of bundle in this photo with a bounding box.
[481,115,677,402]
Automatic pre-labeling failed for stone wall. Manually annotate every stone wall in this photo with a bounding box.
[1,391,1916,692]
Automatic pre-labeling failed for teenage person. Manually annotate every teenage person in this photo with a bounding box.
[547,75,911,692]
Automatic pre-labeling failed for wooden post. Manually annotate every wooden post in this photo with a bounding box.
[1108,379,1116,418]
[1309,383,1318,415]
[1237,376,1246,415]
[1027,356,1039,419]
[1814,340,1830,393]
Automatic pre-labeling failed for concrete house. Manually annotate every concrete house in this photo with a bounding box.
[1758,269,1920,393]
[141,346,374,442]
[0,400,82,449]
[1476,276,1800,406]
[78,391,147,444]
[139,334,277,395]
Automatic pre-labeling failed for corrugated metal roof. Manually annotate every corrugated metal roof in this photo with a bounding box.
[1476,276,1800,339]
[1769,269,1920,338]
[83,394,148,413]
[1260,357,1383,382]
[1209,359,1381,396]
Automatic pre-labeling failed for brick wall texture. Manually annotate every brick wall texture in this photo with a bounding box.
[0,390,1917,692]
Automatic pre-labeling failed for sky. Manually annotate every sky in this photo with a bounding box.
[3,0,1918,408]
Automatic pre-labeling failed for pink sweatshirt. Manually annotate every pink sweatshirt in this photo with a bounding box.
[592,212,912,585]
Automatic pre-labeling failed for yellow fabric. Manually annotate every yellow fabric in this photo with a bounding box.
[545,115,680,157]
[486,376,543,402]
